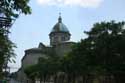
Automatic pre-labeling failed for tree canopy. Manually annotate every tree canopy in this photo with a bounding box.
[0,0,31,79]
[0,0,31,19]
[66,21,125,82]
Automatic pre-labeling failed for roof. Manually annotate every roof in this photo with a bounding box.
[50,15,70,33]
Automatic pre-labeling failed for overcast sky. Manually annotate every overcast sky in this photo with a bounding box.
[9,0,125,72]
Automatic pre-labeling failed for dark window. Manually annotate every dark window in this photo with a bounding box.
[62,37,65,41]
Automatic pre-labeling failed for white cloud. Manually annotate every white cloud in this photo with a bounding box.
[36,0,103,8]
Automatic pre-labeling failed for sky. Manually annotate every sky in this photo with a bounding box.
[9,0,125,72]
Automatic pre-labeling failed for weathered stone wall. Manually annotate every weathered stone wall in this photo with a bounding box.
[22,51,46,69]
[55,42,74,56]
[17,48,47,83]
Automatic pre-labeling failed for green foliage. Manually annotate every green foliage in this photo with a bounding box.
[0,27,16,78]
[85,21,125,74]
[60,20,125,82]
[0,0,31,79]
[0,0,31,19]
[61,39,95,75]
[84,21,125,82]
[24,56,61,80]
[24,65,39,79]
[0,28,16,61]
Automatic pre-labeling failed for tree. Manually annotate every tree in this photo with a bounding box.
[0,27,16,78]
[85,21,125,82]
[63,20,125,83]
[24,56,61,83]
[0,0,31,78]
[0,0,31,19]
[61,39,95,83]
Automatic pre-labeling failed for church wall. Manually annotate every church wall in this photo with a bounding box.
[16,69,27,83]
[17,50,47,83]
[22,52,46,69]
[55,42,74,56]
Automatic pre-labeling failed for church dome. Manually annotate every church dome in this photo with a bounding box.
[49,14,71,46]
[50,15,70,33]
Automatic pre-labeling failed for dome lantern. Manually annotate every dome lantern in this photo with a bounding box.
[58,13,62,23]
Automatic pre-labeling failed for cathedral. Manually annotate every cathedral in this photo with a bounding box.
[16,14,75,83]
